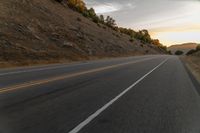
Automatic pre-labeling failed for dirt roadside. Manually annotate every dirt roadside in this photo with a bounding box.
[182,56,200,83]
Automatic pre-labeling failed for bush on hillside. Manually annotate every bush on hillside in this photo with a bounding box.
[105,16,116,27]
[67,0,87,13]
[175,50,184,55]
[99,15,105,24]
[135,30,152,44]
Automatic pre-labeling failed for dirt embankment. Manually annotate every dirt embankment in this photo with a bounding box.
[0,0,165,68]
[183,56,200,83]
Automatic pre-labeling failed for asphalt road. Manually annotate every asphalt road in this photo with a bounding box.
[0,55,200,133]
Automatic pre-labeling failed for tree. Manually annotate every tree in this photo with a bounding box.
[67,0,87,13]
[77,1,86,13]
[152,39,160,46]
[105,16,116,27]
[99,15,105,23]
[87,8,100,23]
[134,30,152,44]
[88,8,96,18]
[140,30,151,43]
[175,50,184,55]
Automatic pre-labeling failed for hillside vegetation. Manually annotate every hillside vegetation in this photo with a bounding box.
[0,0,166,67]
[59,0,167,50]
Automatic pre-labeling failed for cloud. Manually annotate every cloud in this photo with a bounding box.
[91,3,121,14]
[84,0,200,45]
[84,0,136,14]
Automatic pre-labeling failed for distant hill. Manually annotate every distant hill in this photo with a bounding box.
[168,43,198,55]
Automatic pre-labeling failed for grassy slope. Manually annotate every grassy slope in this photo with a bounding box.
[0,0,164,67]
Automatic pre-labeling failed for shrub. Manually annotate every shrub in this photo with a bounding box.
[175,50,184,55]
[67,0,87,13]
[92,16,100,23]
[158,45,167,51]
[87,8,96,17]
[105,16,116,27]
[99,15,105,24]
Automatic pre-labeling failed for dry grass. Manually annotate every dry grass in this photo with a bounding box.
[0,0,164,68]
[0,51,146,69]
[183,56,200,83]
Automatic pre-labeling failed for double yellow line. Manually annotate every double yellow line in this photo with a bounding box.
[0,57,157,94]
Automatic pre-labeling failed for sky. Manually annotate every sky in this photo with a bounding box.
[84,0,200,46]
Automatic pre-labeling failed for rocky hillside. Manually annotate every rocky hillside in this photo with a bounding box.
[0,0,165,67]
[168,43,198,55]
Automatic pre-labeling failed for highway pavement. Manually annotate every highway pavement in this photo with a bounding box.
[0,55,200,133]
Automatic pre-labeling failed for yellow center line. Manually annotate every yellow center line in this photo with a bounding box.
[0,57,158,94]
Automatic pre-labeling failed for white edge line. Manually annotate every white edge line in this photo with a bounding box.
[68,58,168,133]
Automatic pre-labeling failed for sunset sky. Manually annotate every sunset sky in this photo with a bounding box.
[84,0,200,46]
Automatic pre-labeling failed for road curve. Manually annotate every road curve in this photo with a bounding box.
[0,55,200,133]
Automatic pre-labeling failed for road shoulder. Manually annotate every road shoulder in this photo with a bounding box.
[181,56,200,94]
